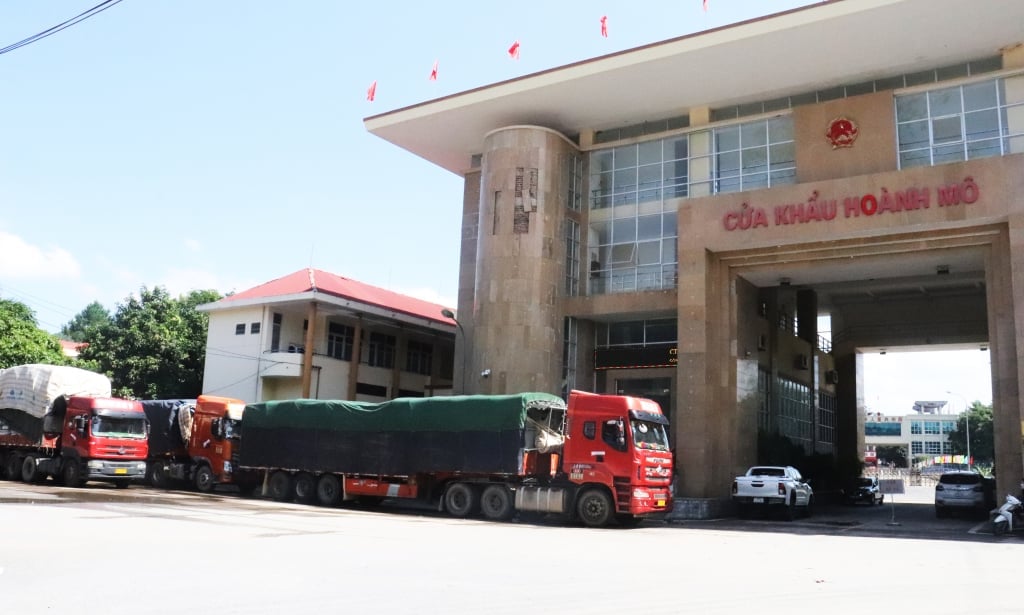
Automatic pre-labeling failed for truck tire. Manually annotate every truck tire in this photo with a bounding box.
[151,463,171,489]
[21,455,41,483]
[316,474,342,506]
[480,484,514,521]
[268,471,294,502]
[62,459,84,488]
[194,465,215,493]
[444,482,479,518]
[293,472,316,503]
[785,494,798,521]
[2,453,20,481]
[577,488,613,528]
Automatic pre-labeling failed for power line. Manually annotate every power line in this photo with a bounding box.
[0,0,126,57]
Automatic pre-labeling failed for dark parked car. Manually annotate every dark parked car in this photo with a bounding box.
[844,476,884,505]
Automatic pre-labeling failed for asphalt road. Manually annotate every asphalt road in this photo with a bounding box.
[0,482,1020,615]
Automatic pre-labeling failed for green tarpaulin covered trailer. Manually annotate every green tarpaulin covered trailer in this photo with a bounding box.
[238,393,566,476]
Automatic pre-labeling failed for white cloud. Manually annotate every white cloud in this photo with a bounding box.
[394,286,455,308]
[0,231,80,278]
[161,268,224,297]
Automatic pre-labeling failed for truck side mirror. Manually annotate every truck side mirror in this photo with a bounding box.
[616,418,626,449]
[74,416,87,435]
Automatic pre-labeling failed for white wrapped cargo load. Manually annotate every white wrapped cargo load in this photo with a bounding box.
[0,364,112,440]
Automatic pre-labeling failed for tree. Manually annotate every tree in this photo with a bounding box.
[947,401,994,464]
[0,299,68,368]
[80,286,221,399]
[60,301,112,342]
[876,445,908,468]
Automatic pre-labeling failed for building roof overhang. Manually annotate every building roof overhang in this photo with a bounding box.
[364,0,1024,175]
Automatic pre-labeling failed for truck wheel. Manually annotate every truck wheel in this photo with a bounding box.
[268,471,294,502]
[62,460,84,488]
[577,488,613,528]
[194,465,215,493]
[151,463,171,489]
[21,456,41,483]
[316,474,342,506]
[2,453,20,481]
[784,495,798,521]
[293,472,316,503]
[480,484,514,521]
[444,482,479,518]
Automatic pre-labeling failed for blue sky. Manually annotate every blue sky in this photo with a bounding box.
[0,0,991,411]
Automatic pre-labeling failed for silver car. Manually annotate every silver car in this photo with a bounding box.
[934,471,994,518]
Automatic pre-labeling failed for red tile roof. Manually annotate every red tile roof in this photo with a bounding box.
[218,268,455,324]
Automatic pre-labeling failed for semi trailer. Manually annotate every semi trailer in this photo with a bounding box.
[234,390,673,527]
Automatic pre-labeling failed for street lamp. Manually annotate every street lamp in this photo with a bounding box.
[946,391,970,469]
[441,308,466,394]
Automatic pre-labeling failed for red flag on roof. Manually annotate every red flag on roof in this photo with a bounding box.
[508,40,520,59]
[429,60,438,81]
[703,0,708,12]
[600,15,608,37]
[366,80,377,102]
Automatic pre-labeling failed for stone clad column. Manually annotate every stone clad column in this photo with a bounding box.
[470,126,577,394]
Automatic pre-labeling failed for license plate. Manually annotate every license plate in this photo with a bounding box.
[115,468,127,475]
[753,497,764,503]
[657,499,666,507]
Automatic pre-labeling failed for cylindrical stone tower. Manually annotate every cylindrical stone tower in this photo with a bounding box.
[468,125,577,395]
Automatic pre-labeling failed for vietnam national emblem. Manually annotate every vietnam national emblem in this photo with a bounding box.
[826,116,859,149]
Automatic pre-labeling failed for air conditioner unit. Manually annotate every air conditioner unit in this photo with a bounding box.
[795,354,809,370]
[826,369,840,385]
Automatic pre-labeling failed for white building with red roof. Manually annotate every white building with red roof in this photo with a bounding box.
[197,268,457,403]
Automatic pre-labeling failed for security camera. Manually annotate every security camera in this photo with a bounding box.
[481,369,491,378]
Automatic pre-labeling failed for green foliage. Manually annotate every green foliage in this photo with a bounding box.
[947,401,994,463]
[60,301,112,342]
[876,444,908,467]
[0,299,68,368]
[80,286,221,399]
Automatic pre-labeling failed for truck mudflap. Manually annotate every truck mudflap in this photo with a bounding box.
[86,459,146,479]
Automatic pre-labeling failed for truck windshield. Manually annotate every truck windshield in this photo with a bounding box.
[631,420,670,451]
[91,416,147,439]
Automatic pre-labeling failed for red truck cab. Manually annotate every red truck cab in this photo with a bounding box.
[60,396,149,487]
[188,395,249,492]
[563,390,673,518]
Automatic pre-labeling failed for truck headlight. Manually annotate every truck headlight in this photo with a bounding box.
[137,462,147,471]
[87,460,103,469]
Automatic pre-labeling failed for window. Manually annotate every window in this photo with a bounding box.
[942,441,954,454]
[250,322,261,334]
[587,117,793,296]
[565,153,583,212]
[366,332,396,368]
[583,421,596,439]
[601,419,627,452]
[925,441,942,455]
[405,340,432,375]
[941,421,956,434]
[327,322,354,361]
[910,421,923,435]
[271,313,282,352]
[234,323,245,335]
[896,75,1024,169]
[562,317,578,398]
[924,421,941,435]
[597,319,677,347]
[911,441,924,455]
[565,219,580,296]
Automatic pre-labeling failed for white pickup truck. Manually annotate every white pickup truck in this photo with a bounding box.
[731,465,813,520]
